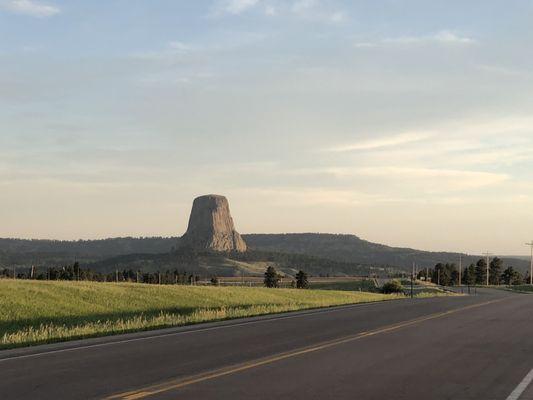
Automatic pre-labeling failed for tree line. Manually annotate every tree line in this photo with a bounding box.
[417,257,525,286]
[0,262,312,289]
[263,266,309,289]
[0,262,204,285]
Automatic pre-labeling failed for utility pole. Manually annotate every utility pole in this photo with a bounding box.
[483,252,492,286]
[526,242,533,285]
[411,262,415,299]
[459,255,462,286]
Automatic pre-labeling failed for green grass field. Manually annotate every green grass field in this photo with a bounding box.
[309,279,378,292]
[0,280,401,349]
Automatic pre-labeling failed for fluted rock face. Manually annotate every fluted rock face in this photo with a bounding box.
[180,195,247,252]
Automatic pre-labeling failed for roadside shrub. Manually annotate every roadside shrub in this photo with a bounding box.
[381,280,404,294]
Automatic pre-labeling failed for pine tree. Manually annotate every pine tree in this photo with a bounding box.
[501,266,522,285]
[475,259,487,285]
[295,270,309,289]
[489,257,503,285]
[264,266,280,288]
[463,263,476,285]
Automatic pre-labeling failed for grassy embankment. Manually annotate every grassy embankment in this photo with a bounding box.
[310,279,378,292]
[501,285,533,293]
[1,280,400,349]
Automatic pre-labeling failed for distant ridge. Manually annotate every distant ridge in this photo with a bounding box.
[243,233,530,272]
[0,233,529,273]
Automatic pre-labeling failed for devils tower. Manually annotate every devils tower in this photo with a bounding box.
[180,195,247,252]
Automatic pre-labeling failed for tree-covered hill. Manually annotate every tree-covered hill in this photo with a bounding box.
[85,249,377,277]
[0,234,529,274]
[243,233,530,272]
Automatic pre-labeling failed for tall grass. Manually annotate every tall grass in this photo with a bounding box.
[310,279,378,292]
[503,285,533,293]
[0,280,399,349]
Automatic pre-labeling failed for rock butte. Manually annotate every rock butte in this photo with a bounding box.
[180,194,247,252]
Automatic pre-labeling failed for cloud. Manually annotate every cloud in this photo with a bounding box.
[210,0,345,22]
[131,41,195,61]
[240,187,377,206]
[168,41,192,52]
[291,0,316,14]
[476,64,526,77]
[293,166,509,193]
[384,30,475,45]
[353,42,376,48]
[328,11,345,23]
[431,30,476,44]
[2,0,60,17]
[355,30,476,48]
[355,167,508,188]
[294,165,508,187]
[214,0,260,15]
[264,5,276,15]
[291,0,345,23]
[311,115,533,196]
[327,132,431,152]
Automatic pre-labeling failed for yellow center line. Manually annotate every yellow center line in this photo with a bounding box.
[104,298,507,400]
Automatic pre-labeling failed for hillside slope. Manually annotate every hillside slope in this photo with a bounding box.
[0,234,529,273]
[86,249,374,277]
[243,233,530,272]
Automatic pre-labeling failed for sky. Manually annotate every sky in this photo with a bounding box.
[1,0,533,255]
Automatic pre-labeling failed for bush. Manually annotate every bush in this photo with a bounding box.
[381,280,404,294]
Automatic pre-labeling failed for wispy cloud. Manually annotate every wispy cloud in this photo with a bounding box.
[355,30,476,48]
[211,0,260,16]
[2,0,60,17]
[210,0,345,22]
[264,5,276,15]
[291,0,346,23]
[285,166,510,200]
[240,187,377,206]
[168,41,193,52]
[355,167,508,189]
[291,0,315,14]
[328,11,345,23]
[131,41,195,61]
[327,132,431,152]
[384,30,476,45]
[475,64,526,77]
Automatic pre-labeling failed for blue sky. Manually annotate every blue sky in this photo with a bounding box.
[1,0,533,255]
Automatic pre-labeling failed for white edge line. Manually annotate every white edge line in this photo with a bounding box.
[0,298,416,363]
[506,368,533,400]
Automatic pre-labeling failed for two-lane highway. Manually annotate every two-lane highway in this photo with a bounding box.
[1,288,532,399]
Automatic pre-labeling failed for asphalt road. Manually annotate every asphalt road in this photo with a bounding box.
[2,288,533,400]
